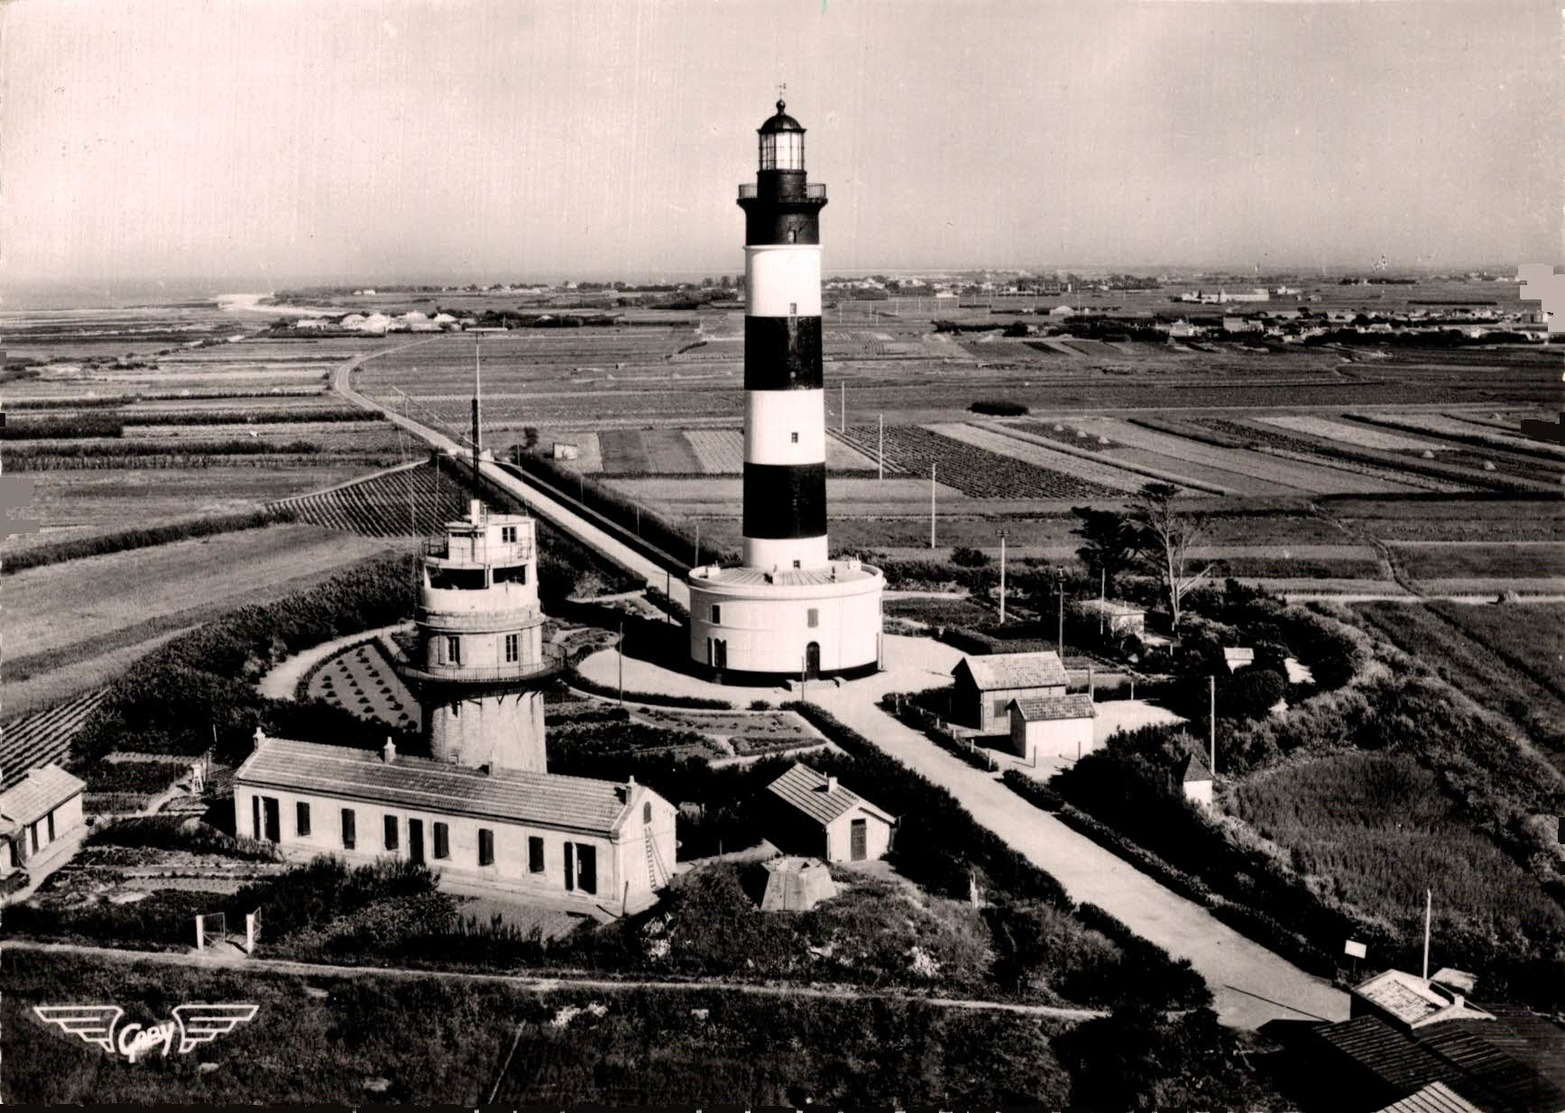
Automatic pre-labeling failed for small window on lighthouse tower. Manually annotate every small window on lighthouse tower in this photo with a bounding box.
[789,302,797,317]
[790,431,799,444]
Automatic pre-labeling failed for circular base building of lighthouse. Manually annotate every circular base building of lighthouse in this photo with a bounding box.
[686,559,884,684]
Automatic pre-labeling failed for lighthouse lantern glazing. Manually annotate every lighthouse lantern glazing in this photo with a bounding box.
[687,99,884,683]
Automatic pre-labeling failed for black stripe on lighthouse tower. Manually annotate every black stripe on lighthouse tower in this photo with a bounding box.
[743,317,822,391]
[743,462,827,539]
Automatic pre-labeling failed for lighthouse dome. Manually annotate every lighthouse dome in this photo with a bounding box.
[758,99,804,134]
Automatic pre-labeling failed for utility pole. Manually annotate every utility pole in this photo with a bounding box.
[877,414,884,481]
[929,463,937,548]
[840,381,845,434]
[1057,575,1065,658]
[998,530,1007,624]
[1423,889,1433,981]
[617,621,624,707]
[1209,675,1217,776]
[694,521,700,566]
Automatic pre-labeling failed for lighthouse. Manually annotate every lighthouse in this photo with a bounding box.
[687,98,884,683]
[399,497,556,772]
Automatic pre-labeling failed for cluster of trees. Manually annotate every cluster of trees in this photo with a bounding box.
[1072,482,1215,630]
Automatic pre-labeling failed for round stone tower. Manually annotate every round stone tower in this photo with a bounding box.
[402,499,555,771]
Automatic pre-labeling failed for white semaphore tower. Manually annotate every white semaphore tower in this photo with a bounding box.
[686,98,884,683]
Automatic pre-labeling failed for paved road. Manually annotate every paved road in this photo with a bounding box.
[806,665,1351,1031]
[4,939,1105,1020]
[332,347,688,609]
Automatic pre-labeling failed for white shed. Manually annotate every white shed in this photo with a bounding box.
[1007,695,1097,763]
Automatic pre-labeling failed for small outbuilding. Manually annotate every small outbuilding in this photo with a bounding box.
[759,856,838,912]
[764,763,895,864]
[952,651,1069,734]
[1007,694,1097,763]
[1222,647,1255,673]
[0,764,87,879]
[1179,750,1214,807]
[1077,598,1146,636]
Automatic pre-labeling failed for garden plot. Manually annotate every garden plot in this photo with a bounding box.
[1254,415,1450,453]
[274,459,479,537]
[0,689,108,790]
[925,422,1151,493]
[596,429,705,475]
[1352,412,1565,459]
[839,424,1117,499]
[307,640,418,731]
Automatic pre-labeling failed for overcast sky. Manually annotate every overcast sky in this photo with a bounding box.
[3,0,1558,293]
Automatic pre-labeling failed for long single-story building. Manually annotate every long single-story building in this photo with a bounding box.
[234,732,676,913]
[764,762,895,864]
[0,764,87,880]
[1007,694,1097,763]
[952,651,1070,734]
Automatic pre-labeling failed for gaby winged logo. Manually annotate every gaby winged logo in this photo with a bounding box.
[34,1003,259,1062]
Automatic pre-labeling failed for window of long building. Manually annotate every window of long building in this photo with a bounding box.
[528,836,544,873]
[433,822,450,860]
[341,808,356,850]
[384,815,399,851]
[296,802,311,838]
[478,828,494,867]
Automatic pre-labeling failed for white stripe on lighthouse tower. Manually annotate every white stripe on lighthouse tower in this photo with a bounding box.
[742,240,827,571]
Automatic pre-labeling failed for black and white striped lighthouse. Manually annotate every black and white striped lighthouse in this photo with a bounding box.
[686,97,883,683]
[737,100,829,572]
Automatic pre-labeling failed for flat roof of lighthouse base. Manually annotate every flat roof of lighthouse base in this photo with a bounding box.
[686,561,884,601]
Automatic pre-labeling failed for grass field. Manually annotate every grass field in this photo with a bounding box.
[1352,601,1565,767]
[3,525,401,716]
[1390,542,1565,582]
[1,950,1078,1107]
[1233,750,1565,943]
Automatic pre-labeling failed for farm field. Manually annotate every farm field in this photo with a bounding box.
[273,460,479,538]
[1390,541,1565,583]
[2,525,401,715]
[1351,601,1565,766]
[1232,750,1565,944]
[925,422,1157,494]
[0,689,108,790]
[2,464,380,557]
[839,424,1119,498]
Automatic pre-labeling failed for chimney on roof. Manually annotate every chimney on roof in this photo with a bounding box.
[825,775,838,795]
[253,727,267,750]
[382,738,396,764]
[628,774,636,787]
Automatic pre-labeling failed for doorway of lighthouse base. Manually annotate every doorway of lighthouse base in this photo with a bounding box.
[805,641,821,679]
[707,638,727,670]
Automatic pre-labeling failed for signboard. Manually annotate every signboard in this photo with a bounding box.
[1344,939,1368,959]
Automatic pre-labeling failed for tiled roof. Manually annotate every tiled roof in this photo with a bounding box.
[1313,1017,1468,1095]
[1223,647,1256,667]
[1079,599,1144,617]
[1419,1023,1565,1113]
[1375,1081,1481,1113]
[766,763,893,827]
[0,764,86,826]
[1009,695,1097,722]
[954,651,1069,691]
[234,737,646,836]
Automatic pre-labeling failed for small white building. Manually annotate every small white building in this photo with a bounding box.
[1223,647,1256,673]
[1180,751,1214,807]
[764,763,895,864]
[0,764,87,880]
[1007,695,1097,763]
[234,735,677,913]
[1077,599,1147,636]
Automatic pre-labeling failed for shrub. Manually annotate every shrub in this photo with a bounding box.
[967,400,1029,417]
[949,545,991,567]
[85,815,279,862]
[1224,666,1288,720]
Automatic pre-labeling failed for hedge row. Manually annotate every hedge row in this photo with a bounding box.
[3,507,297,576]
